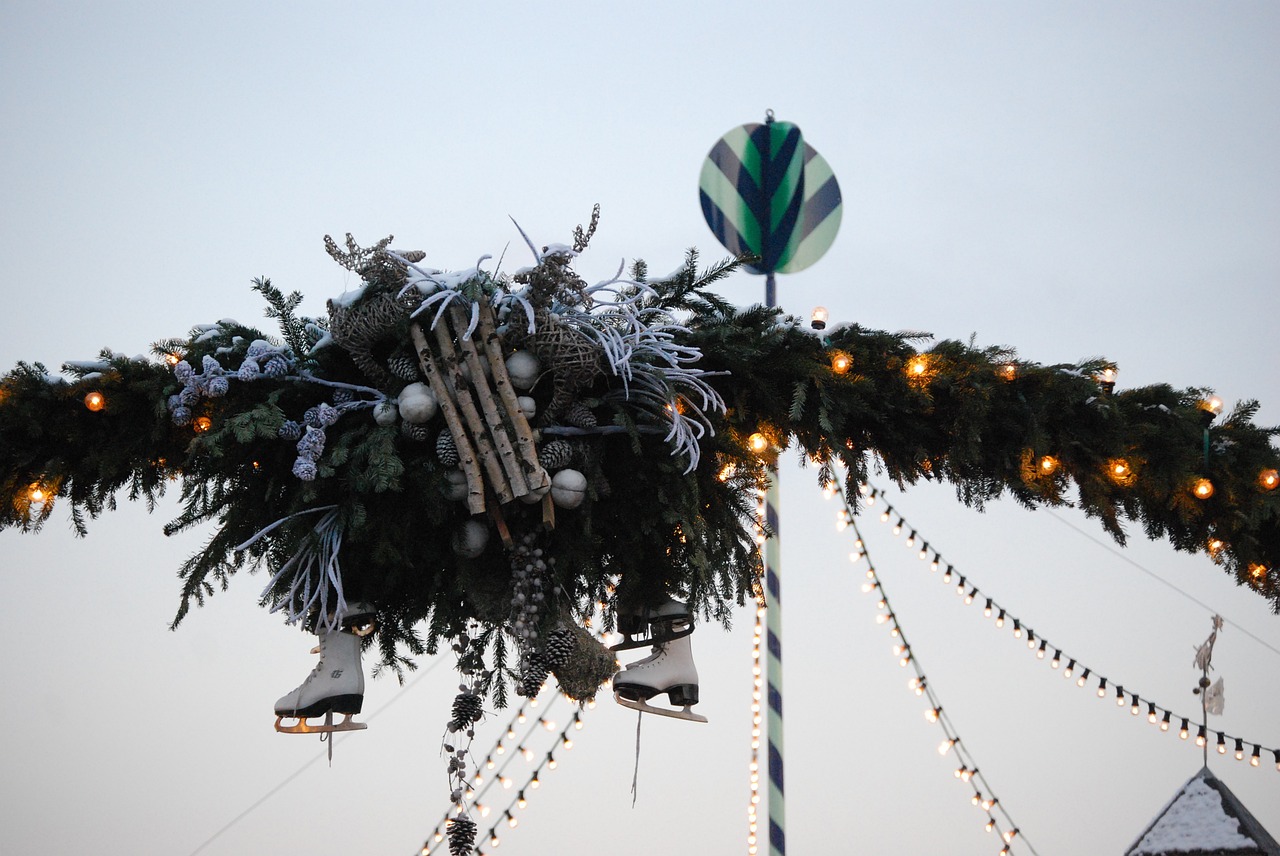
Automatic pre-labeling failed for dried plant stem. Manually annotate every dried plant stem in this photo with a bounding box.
[432,317,514,505]
[475,299,550,494]
[449,305,530,499]
[411,322,486,514]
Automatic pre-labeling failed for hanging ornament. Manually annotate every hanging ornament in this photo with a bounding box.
[550,469,587,509]
[451,519,490,558]
[505,351,541,390]
[373,400,398,427]
[398,382,439,424]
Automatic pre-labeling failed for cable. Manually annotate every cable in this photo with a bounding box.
[1043,509,1280,659]
[185,653,449,856]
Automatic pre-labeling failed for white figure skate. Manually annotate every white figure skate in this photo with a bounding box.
[613,618,707,723]
[611,594,693,651]
[274,603,375,738]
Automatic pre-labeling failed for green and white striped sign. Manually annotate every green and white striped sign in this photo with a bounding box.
[699,119,842,275]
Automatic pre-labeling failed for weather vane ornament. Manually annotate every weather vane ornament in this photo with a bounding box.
[3,209,1280,818]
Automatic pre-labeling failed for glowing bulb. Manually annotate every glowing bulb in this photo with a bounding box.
[830,352,852,374]
[1249,564,1268,584]
[83,391,106,411]
[1193,478,1214,500]
[1207,538,1225,558]
[1234,739,1245,761]
[810,306,829,330]
[1038,455,1059,476]
[1180,719,1189,739]
[997,363,1017,381]
[925,707,941,723]
[907,356,929,377]
[1160,711,1171,731]
[1260,469,1279,490]
[164,353,181,366]
[193,416,213,433]
[1203,395,1223,416]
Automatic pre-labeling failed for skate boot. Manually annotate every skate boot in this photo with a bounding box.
[613,618,707,723]
[611,594,693,651]
[274,602,375,738]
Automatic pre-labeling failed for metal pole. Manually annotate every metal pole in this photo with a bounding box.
[764,271,785,856]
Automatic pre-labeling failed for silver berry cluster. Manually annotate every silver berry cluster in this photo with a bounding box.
[234,339,293,383]
[166,355,231,426]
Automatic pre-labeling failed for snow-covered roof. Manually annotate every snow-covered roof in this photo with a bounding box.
[1126,767,1280,856]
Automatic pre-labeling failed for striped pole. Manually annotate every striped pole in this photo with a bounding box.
[764,271,785,856]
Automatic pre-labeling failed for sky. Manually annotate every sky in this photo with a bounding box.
[2,3,1279,855]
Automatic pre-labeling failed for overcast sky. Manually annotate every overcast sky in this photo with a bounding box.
[2,3,1278,855]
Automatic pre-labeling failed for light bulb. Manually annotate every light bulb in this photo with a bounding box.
[1098,677,1108,698]
[83,391,106,411]
[1160,711,1171,731]
[830,352,852,374]
[193,415,212,433]
[748,433,769,454]
[1147,703,1158,724]
[1038,455,1059,476]
[997,363,1017,381]
[1193,478,1214,500]
[1180,719,1189,739]
[1260,469,1279,491]
[1051,650,1062,669]
[1235,739,1245,761]
[810,306,829,330]
[1217,733,1227,755]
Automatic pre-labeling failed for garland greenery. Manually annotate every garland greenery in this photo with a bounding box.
[2,218,1277,698]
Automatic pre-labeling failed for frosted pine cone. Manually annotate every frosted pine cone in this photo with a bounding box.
[263,356,289,378]
[538,439,575,471]
[436,430,460,466]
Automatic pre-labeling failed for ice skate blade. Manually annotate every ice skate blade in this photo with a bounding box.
[274,712,368,734]
[613,691,708,723]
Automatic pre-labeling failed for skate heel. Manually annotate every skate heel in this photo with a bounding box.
[666,684,699,706]
[325,694,364,715]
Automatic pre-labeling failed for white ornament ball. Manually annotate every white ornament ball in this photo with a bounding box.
[550,468,588,509]
[397,382,438,424]
[452,519,489,558]
[517,396,537,420]
[442,468,469,501]
[505,351,541,390]
[373,400,398,427]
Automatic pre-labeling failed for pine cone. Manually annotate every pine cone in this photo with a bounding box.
[449,691,483,732]
[447,814,477,856]
[543,627,576,669]
[564,400,598,429]
[388,351,420,381]
[519,655,550,698]
[401,420,431,441]
[436,430,460,466]
[538,439,575,471]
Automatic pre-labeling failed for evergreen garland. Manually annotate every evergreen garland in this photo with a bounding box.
[2,219,1277,703]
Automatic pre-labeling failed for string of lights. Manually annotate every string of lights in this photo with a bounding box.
[842,482,1280,774]
[418,689,590,855]
[847,511,1040,856]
